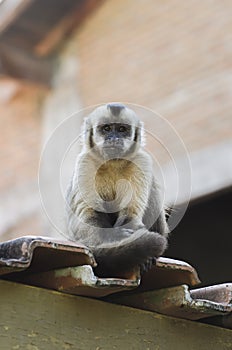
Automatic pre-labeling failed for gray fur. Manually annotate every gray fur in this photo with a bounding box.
[66,104,168,277]
[107,103,125,116]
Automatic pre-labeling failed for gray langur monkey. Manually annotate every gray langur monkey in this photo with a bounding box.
[66,103,169,277]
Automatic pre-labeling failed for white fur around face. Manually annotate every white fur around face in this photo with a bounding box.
[82,104,146,157]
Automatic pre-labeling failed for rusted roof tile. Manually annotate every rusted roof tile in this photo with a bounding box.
[0,235,96,274]
[0,236,200,297]
[9,265,140,298]
[106,284,232,321]
[139,257,201,291]
[191,283,232,306]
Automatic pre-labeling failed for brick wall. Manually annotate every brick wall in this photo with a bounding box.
[0,86,42,192]
[40,43,82,238]
[0,85,45,240]
[74,0,232,155]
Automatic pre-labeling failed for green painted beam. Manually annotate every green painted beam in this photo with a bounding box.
[0,280,231,349]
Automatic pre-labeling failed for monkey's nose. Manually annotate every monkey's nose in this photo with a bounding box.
[107,103,125,116]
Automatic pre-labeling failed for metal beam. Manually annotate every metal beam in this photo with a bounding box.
[0,279,231,349]
[0,44,54,86]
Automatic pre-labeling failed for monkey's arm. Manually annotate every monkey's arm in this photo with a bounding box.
[66,196,167,277]
[142,177,169,236]
[66,197,133,245]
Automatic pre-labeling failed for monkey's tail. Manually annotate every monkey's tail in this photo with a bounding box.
[91,228,168,277]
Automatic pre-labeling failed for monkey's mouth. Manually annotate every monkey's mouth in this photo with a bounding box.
[103,145,122,149]
[103,142,124,149]
[102,145,124,158]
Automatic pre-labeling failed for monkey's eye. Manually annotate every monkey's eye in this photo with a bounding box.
[118,125,127,133]
[102,124,111,132]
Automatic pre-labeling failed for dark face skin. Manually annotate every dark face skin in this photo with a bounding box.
[97,122,132,158]
[99,123,132,144]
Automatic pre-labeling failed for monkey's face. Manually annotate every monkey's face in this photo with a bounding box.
[85,104,143,160]
[94,122,134,159]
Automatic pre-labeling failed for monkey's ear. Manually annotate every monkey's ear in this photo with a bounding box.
[134,121,146,146]
[82,117,94,149]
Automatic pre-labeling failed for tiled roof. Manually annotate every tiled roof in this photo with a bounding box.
[0,236,231,330]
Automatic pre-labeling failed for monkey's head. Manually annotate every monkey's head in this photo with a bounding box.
[83,103,144,159]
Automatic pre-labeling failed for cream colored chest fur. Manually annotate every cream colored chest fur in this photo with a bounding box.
[95,159,149,215]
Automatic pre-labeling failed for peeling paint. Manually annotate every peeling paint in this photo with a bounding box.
[55,265,98,285]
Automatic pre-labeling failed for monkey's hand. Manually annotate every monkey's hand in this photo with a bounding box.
[121,228,134,235]
[114,215,144,231]
[113,227,134,240]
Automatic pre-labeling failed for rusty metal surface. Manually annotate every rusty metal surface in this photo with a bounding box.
[191,283,232,305]
[2,258,200,298]
[10,265,140,298]
[138,257,201,291]
[0,236,200,284]
[0,235,201,298]
[0,235,96,274]
[0,236,139,297]
[106,284,232,321]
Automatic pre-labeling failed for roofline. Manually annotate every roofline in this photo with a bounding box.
[0,0,32,33]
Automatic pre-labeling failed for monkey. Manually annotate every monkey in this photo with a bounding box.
[65,103,169,277]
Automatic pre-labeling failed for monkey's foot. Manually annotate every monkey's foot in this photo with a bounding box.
[140,257,156,275]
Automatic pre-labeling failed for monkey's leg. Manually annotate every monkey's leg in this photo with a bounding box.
[92,228,167,277]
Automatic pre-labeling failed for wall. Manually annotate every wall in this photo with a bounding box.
[75,0,232,154]
[0,84,45,240]
[40,39,82,238]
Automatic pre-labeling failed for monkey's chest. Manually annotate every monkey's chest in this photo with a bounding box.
[94,161,147,211]
[95,168,126,201]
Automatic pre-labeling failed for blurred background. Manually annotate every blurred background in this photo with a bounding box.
[0,0,231,286]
